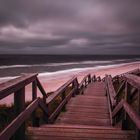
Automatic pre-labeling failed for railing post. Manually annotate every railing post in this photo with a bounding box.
[72,79,79,96]
[32,80,40,127]
[81,85,84,95]
[85,79,87,88]
[72,82,76,97]
[62,90,66,111]
[92,75,96,82]
[122,82,130,130]
[36,77,47,103]
[88,75,91,83]
[136,90,140,140]
[32,80,37,100]
[14,87,25,140]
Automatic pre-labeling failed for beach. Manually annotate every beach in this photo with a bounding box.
[0,61,140,105]
[38,61,140,92]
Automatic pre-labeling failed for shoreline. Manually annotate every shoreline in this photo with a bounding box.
[38,61,140,91]
[0,61,140,105]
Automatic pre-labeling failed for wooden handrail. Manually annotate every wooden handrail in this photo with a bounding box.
[112,99,140,129]
[113,69,140,80]
[46,77,78,104]
[112,74,140,139]
[0,73,38,100]
[106,84,113,125]
[36,77,48,99]
[0,98,48,140]
[122,74,140,90]
[0,73,93,140]
[46,77,79,121]
[105,75,116,108]
[112,99,124,117]
[96,76,101,81]
[0,73,48,140]
[79,74,91,89]
[114,74,140,101]
[48,88,75,122]
[126,68,140,75]
[92,75,96,82]
[115,80,125,99]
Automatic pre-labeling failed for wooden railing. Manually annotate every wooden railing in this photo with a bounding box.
[112,68,140,87]
[46,76,79,123]
[0,73,93,140]
[78,74,92,94]
[105,75,116,108]
[106,73,140,140]
[105,75,117,125]
[0,73,48,140]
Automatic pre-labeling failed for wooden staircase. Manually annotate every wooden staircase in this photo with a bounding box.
[27,124,134,140]
[1,71,140,140]
[27,81,135,140]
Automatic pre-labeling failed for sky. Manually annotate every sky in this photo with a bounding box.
[0,0,140,54]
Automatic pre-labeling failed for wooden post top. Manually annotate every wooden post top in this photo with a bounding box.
[0,73,38,100]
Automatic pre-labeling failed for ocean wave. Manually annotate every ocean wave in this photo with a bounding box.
[38,63,129,80]
[0,60,115,69]
[0,61,139,82]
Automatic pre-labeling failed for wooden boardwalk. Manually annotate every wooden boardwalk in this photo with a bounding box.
[1,70,140,140]
[27,81,135,140]
[56,82,110,126]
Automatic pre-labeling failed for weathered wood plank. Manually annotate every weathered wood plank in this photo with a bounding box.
[123,74,140,90]
[56,117,110,126]
[36,77,47,98]
[112,99,124,117]
[46,77,77,104]
[48,88,75,122]
[32,80,37,100]
[14,87,25,140]
[0,73,38,99]
[40,124,117,129]
[126,68,140,75]
[115,80,125,99]
[105,75,116,107]
[79,74,91,89]
[27,128,134,137]
[106,84,113,125]
[123,101,140,129]
[112,99,140,129]
[29,127,129,133]
[0,98,39,140]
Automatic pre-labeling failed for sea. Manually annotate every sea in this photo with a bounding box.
[0,54,140,105]
[0,54,140,78]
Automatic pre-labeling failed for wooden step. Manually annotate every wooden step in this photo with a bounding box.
[83,82,106,96]
[68,100,108,106]
[69,95,107,101]
[75,95,106,99]
[59,112,109,119]
[66,104,109,110]
[26,81,135,140]
[27,124,135,140]
[56,117,110,126]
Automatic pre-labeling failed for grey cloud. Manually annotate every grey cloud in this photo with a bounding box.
[0,0,140,54]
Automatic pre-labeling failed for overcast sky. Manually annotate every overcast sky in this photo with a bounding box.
[0,0,140,54]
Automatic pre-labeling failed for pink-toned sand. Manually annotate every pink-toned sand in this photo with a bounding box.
[38,61,140,92]
[0,61,140,105]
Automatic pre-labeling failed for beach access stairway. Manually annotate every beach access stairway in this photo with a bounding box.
[27,81,134,140]
[0,68,140,140]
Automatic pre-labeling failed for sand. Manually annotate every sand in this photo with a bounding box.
[38,61,140,92]
[0,61,140,105]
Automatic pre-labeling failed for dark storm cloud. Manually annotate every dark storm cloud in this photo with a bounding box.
[0,0,140,54]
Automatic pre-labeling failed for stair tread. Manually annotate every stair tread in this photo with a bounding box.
[26,82,135,140]
[27,125,135,139]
